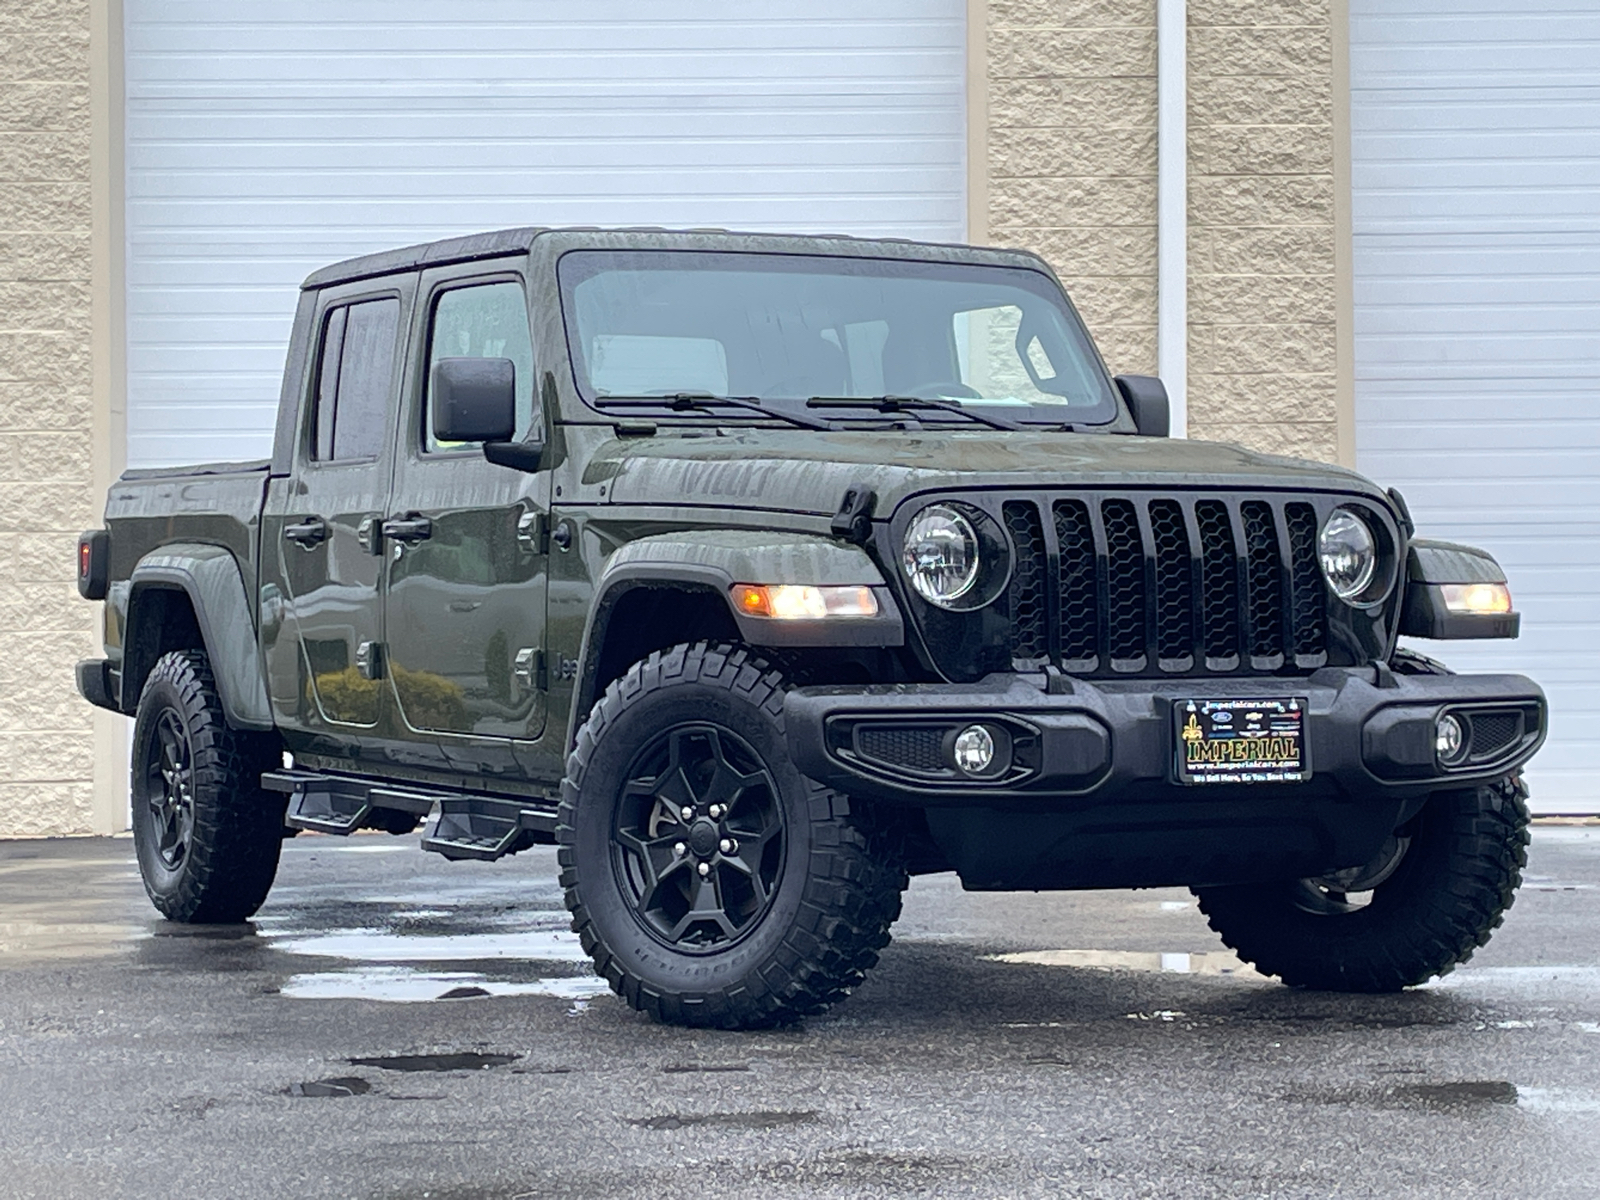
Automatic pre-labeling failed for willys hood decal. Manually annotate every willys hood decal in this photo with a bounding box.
[590,428,1384,519]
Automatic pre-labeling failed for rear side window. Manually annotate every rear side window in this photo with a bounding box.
[311,296,400,462]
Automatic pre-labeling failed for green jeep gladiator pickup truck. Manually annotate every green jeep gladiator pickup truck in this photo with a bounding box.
[76,227,1546,1029]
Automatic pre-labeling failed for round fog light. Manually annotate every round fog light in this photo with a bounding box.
[1436,713,1466,765]
[953,725,996,775]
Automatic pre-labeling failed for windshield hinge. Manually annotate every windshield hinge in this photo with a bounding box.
[831,485,877,545]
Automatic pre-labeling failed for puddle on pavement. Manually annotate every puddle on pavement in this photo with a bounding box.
[1516,1087,1600,1114]
[0,855,152,961]
[986,948,1267,979]
[289,1077,373,1097]
[281,967,609,1003]
[0,919,151,960]
[259,883,607,1004]
[630,1110,817,1131]
[1423,965,1600,1004]
[271,926,589,963]
[349,1052,519,1072]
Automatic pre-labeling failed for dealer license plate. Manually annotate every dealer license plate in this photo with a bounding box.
[1175,697,1309,785]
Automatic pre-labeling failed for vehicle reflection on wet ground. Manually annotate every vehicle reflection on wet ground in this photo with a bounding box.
[2,827,1598,1198]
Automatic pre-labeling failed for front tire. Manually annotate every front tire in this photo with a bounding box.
[1194,776,1530,991]
[558,642,906,1029]
[131,649,286,923]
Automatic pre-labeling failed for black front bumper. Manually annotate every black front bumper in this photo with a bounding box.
[786,666,1545,891]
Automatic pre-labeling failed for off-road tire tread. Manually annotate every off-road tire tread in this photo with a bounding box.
[1194,775,1530,992]
[133,649,284,923]
[557,641,908,1029]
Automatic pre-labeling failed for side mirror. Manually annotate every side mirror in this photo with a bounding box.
[1114,375,1169,438]
[433,357,516,443]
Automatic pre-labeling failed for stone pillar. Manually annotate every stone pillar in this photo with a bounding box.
[1186,0,1339,459]
[0,0,101,837]
[985,0,1160,377]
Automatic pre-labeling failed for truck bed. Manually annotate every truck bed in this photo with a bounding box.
[104,460,270,594]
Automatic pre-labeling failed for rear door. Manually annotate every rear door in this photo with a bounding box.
[261,276,412,745]
[381,261,550,773]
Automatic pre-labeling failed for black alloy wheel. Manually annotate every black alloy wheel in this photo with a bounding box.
[613,723,785,952]
[143,707,197,869]
[1291,831,1412,915]
[130,649,286,923]
[559,641,908,1029]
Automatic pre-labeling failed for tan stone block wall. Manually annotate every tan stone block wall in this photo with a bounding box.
[986,0,1159,375]
[0,0,99,837]
[1187,0,1338,458]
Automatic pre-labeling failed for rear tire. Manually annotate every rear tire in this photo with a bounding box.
[1194,776,1530,991]
[558,641,907,1029]
[131,649,286,923]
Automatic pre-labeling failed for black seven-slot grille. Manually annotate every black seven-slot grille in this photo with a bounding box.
[1001,494,1330,677]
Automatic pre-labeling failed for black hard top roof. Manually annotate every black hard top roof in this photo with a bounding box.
[299,226,1045,290]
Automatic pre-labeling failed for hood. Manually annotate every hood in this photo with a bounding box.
[586,427,1386,520]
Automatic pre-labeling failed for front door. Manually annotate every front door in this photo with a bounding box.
[381,265,550,773]
[261,276,411,747]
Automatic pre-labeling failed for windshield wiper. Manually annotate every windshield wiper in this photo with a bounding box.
[594,392,833,431]
[805,395,1022,432]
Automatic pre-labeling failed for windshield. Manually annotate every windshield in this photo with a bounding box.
[557,250,1120,426]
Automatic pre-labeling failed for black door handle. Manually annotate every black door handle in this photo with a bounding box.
[381,515,433,543]
[283,517,328,548]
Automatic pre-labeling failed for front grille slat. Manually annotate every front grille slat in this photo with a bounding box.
[1101,499,1147,667]
[1284,502,1328,661]
[1003,500,1048,661]
[1194,499,1241,665]
[1240,500,1285,663]
[1052,499,1098,666]
[1148,499,1194,663]
[993,492,1339,679]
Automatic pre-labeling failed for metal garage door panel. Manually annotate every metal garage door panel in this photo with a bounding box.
[123,1,965,469]
[1352,2,1600,811]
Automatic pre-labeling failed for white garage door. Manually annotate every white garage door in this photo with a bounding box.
[1351,2,1600,812]
[123,1,966,469]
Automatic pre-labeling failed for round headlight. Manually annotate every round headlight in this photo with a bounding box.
[1318,508,1377,602]
[901,504,979,608]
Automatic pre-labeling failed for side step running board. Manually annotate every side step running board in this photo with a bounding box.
[263,769,558,860]
[422,798,534,862]
[265,770,377,835]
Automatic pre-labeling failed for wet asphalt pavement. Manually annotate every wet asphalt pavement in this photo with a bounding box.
[2,828,1598,1200]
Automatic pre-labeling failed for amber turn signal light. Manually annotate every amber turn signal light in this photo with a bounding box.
[1441,582,1512,615]
[731,584,878,620]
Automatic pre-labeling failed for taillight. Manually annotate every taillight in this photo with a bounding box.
[77,530,108,600]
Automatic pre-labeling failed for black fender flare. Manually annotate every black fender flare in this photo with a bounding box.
[127,544,274,731]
